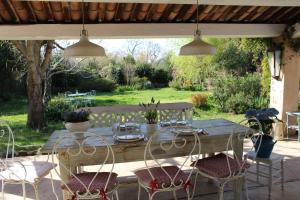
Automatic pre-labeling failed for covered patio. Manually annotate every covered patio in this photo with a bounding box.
[1,0,300,200]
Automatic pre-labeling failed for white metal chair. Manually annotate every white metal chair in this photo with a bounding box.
[51,132,119,200]
[245,151,284,199]
[134,131,201,200]
[286,111,300,141]
[0,120,57,200]
[191,118,263,200]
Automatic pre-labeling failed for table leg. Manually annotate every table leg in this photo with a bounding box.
[232,135,244,200]
[58,151,77,200]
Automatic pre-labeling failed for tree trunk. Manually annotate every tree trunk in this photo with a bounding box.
[13,40,53,130]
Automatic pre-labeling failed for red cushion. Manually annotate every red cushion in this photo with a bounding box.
[62,172,118,194]
[134,166,188,188]
[193,153,250,178]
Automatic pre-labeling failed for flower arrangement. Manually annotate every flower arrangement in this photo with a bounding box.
[62,109,90,123]
[139,97,160,124]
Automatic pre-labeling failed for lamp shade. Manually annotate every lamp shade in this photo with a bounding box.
[64,30,106,57]
[179,34,216,56]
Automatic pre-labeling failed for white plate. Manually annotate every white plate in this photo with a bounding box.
[116,134,144,142]
[172,129,195,135]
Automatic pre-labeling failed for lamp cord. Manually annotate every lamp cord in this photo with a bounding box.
[82,0,85,31]
[196,0,199,32]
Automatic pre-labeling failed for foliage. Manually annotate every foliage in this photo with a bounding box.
[62,110,90,123]
[212,74,262,114]
[132,77,152,89]
[135,62,153,80]
[213,39,252,75]
[261,56,271,97]
[150,69,172,86]
[45,98,74,122]
[169,79,204,91]
[191,93,208,108]
[170,53,215,85]
[52,74,116,93]
[110,65,125,85]
[139,97,160,124]
[0,41,26,101]
[283,24,300,53]
[245,108,281,135]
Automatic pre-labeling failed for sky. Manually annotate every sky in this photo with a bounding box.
[58,38,183,57]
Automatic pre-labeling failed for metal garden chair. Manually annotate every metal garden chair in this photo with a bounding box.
[0,120,57,200]
[51,132,119,200]
[134,131,201,200]
[191,118,263,200]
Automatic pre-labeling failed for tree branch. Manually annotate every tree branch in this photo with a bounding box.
[41,40,54,75]
[54,41,65,50]
[12,40,27,56]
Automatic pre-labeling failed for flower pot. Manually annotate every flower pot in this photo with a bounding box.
[65,121,91,132]
[252,135,277,158]
[146,123,158,133]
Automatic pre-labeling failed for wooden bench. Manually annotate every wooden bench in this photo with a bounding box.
[80,102,193,127]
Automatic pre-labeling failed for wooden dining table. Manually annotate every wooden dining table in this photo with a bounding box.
[41,118,250,200]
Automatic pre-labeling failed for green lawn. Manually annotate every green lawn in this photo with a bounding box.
[0,88,243,151]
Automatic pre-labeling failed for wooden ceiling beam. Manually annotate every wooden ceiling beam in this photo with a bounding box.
[98,3,105,22]
[87,2,98,22]
[248,6,269,21]
[273,7,295,22]
[175,4,191,22]
[159,4,174,22]
[26,1,37,22]
[45,2,54,22]
[237,6,257,21]
[4,0,21,23]
[198,5,215,21]
[152,4,168,21]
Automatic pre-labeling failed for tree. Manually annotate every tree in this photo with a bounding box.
[13,40,54,130]
[122,54,136,85]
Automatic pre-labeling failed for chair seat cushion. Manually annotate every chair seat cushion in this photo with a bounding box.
[134,166,188,188]
[0,161,56,183]
[193,153,250,178]
[62,172,118,194]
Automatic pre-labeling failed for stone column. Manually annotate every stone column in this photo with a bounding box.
[270,40,300,139]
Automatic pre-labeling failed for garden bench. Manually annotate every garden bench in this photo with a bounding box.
[80,102,193,127]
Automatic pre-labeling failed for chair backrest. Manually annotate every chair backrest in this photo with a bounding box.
[84,102,193,128]
[224,117,264,178]
[0,120,15,167]
[51,132,116,198]
[143,131,201,190]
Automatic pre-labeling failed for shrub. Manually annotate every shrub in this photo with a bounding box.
[132,77,152,90]
[151,69,171,86]
[110,66,125,85]
[116,85,136,92]
[77,78,116,92]
[225,92,252,114]
[169,79,182,90]
[191,93,208,108]
[212,74,261,114]
[45,99,74,122]
[135,63,153,80]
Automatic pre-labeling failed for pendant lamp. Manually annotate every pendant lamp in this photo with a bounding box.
[64,0,106,57]
[179,0,216,56]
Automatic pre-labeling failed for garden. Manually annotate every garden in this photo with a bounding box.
[0,37,272,152]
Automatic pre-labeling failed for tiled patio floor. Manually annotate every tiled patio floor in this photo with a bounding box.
[2,138,300,200]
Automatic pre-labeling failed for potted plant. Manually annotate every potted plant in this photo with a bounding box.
[63,109,91,132]
[245,108,282,158]
[139,97,160,130]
